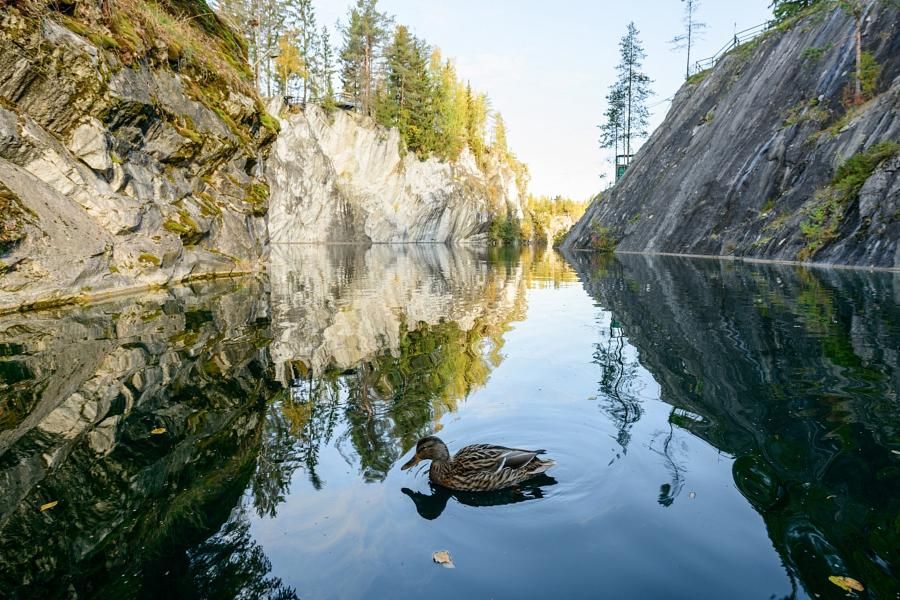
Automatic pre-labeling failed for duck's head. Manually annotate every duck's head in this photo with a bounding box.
[401,436,450,470]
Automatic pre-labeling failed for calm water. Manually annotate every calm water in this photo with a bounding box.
[1,247,898,599]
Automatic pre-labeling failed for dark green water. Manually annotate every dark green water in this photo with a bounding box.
[1,247,898,599]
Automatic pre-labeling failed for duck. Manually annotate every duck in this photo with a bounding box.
[400,435,556,492]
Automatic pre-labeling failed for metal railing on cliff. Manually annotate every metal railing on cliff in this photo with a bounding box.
[692,20,773,74]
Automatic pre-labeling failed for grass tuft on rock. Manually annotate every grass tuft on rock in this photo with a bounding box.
[799,141,900,260]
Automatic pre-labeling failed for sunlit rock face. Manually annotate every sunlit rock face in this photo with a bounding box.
[267,105,525,244]
[565,3,900,268]
[268,244,525,382]
[0,281,278,597]
[0,16,272,312]
[566,252,900,599]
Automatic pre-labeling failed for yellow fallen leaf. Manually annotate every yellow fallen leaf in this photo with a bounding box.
[432,550,454,569]
[828,576,864,592]
[40,501,58,512]
[150,427,166,435]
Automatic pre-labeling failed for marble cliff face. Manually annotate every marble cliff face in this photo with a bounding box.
[267,105,525,244]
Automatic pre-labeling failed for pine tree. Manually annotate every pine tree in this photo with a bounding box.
[379,25,434,156]
[670,0,706,80]
[339,0,391,117]
[769,0,821,22]
[598,80,626,163]
[616,22,653,157]
[317,25,337,109]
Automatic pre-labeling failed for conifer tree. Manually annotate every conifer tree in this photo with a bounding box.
[615,22,653,157]
[379,25,434,155]
[339,0,391,117]
[216,0,285,95]
[769,0,820,21]
[598,81,626,163]
[317,26,337,109]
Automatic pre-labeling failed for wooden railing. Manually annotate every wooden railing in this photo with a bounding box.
[282,94,359,110]
[692,21,773,74]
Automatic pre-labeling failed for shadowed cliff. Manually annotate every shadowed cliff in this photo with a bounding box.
[566,251,900,598]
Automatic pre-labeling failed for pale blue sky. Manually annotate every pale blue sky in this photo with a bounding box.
[314,0,772,199]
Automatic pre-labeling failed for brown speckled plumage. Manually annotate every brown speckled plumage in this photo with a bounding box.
[401,436,555,492]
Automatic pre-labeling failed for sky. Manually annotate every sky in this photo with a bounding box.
[313,0,773,200]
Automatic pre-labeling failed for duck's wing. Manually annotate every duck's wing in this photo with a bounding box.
[455,444,547,472]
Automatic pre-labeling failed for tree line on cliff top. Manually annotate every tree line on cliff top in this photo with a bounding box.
[214,0,527,182]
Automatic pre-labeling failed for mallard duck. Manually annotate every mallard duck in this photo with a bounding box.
[400,436,555,492]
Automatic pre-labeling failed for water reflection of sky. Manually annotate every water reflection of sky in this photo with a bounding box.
[249,252,799,599]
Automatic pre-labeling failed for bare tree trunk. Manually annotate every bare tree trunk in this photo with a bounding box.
[685,2,692,80]
[854,12,862,102]
[363,44,370,116]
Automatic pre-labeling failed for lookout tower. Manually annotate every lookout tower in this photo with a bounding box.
[615,154,633,182]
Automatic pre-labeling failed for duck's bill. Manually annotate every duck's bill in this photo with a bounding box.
[401,454,421,471]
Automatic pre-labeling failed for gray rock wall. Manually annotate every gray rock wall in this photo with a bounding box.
[565,3,900,269]
[0,12,274,313]
[267,105,525,244]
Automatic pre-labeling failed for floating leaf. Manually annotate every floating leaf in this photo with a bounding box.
[39,501,58,512]
[150,427,166,435]
[828,576,864,592]
[432,550,455,569]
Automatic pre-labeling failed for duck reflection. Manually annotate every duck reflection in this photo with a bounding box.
[401,474,557,520]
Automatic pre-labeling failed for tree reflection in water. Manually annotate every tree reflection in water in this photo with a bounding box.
[187,508,299,600]
[593,317,643,460]
[568,251,900,599]
[250,317,512,514]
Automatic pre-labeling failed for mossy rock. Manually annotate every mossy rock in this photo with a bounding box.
[163,209,205,245]
[138,253,161,267]
[243,183,269,217]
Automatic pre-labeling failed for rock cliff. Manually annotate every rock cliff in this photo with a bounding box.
[565,3,900,269]
[0,2,528,314]
[0,1,276,313]
[267,105,525,244]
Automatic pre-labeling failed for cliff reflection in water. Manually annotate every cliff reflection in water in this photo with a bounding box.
[0,280,294,598]
[262,244,530,488]
[0,245,547,597]
[568,252,900,599]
